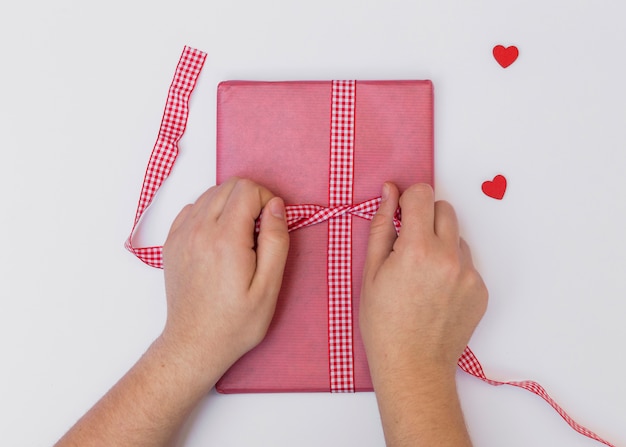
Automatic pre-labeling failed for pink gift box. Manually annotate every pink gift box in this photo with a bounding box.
[215,80,433,393]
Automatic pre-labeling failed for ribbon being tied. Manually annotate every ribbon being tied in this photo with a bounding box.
[256,198,401,234]
[126,46,615,447]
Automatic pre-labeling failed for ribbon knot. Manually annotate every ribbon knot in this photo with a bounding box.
[256,197,402,234]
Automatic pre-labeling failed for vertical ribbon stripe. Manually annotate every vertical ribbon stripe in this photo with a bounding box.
[125,47,615,446]
[328,80,357,393]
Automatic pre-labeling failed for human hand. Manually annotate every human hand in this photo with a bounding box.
[54,179,289,447]
[160,177,289,385]
[360,183,488,379]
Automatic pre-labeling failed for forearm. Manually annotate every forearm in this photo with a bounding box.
[369,359,472,447]
[55,336,223,447]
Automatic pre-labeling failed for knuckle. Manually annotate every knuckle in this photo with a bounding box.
[461,268,480,288]
[220,176,241,190]
[403,242,461,276]
[187,228,209,253]
[463,269,489,307]
[437,251,463,277]
[398,238,430,263]
[234,177,257,192]
[264,227,290,247]
[211,229,234,255]
[369,212,391,233]
[183,219,222,253]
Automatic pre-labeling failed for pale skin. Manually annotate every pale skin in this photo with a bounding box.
[55,177,488,447]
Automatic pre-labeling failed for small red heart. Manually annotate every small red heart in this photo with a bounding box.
[493,45,519,68]
[482,175,507,200]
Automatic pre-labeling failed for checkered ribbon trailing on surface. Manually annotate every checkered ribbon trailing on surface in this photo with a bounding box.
[125,46,207,269]
[126,46,615,446]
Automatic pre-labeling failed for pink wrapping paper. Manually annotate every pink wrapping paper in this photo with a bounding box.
[215,80,433,393]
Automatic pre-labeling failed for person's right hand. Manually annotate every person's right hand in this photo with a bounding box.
[360,182,488,378]
[360,182,487,447]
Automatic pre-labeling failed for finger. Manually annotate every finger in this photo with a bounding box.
[172,184,219,229]
[167,204,193,236]
[459,238,489,314]
[364,182,400,278]
[192,177,240,220]
[218,178,275,229]
[397,183,435,243]
[434,200,460,245]
[459,238,474,266]
[250,197,290,299]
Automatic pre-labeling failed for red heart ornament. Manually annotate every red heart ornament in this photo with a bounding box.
[482,175,507,200]
[493,45,519,68]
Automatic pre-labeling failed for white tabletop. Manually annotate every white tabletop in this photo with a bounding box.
[1,1,624,445]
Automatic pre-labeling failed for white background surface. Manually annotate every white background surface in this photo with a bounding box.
[1,1,625,446]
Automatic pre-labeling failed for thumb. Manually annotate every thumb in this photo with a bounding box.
[364,182,400,278]
[250,197,290,299]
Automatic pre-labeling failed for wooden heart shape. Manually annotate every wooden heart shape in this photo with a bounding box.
[482,175,507,200]
[493,45,519,68]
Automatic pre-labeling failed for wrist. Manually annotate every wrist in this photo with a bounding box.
[369,356,471,447]
[154,330,230,393]
[365,342,458,390]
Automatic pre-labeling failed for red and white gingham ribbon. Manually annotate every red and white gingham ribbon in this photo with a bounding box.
[263,198,401,234]
[458,347,614,445]
[125,46,207,269]
[328,80,357,392]
[126,46,615,446]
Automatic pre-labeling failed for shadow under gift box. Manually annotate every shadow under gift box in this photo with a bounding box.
[216,80,434,393]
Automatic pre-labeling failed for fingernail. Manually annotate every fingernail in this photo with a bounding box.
[382,183,390,202]
[269,197,285,220]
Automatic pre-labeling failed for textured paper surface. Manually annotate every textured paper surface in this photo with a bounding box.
[216,80,433,392]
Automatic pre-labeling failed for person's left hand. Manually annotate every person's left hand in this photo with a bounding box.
[160,177,290,385]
